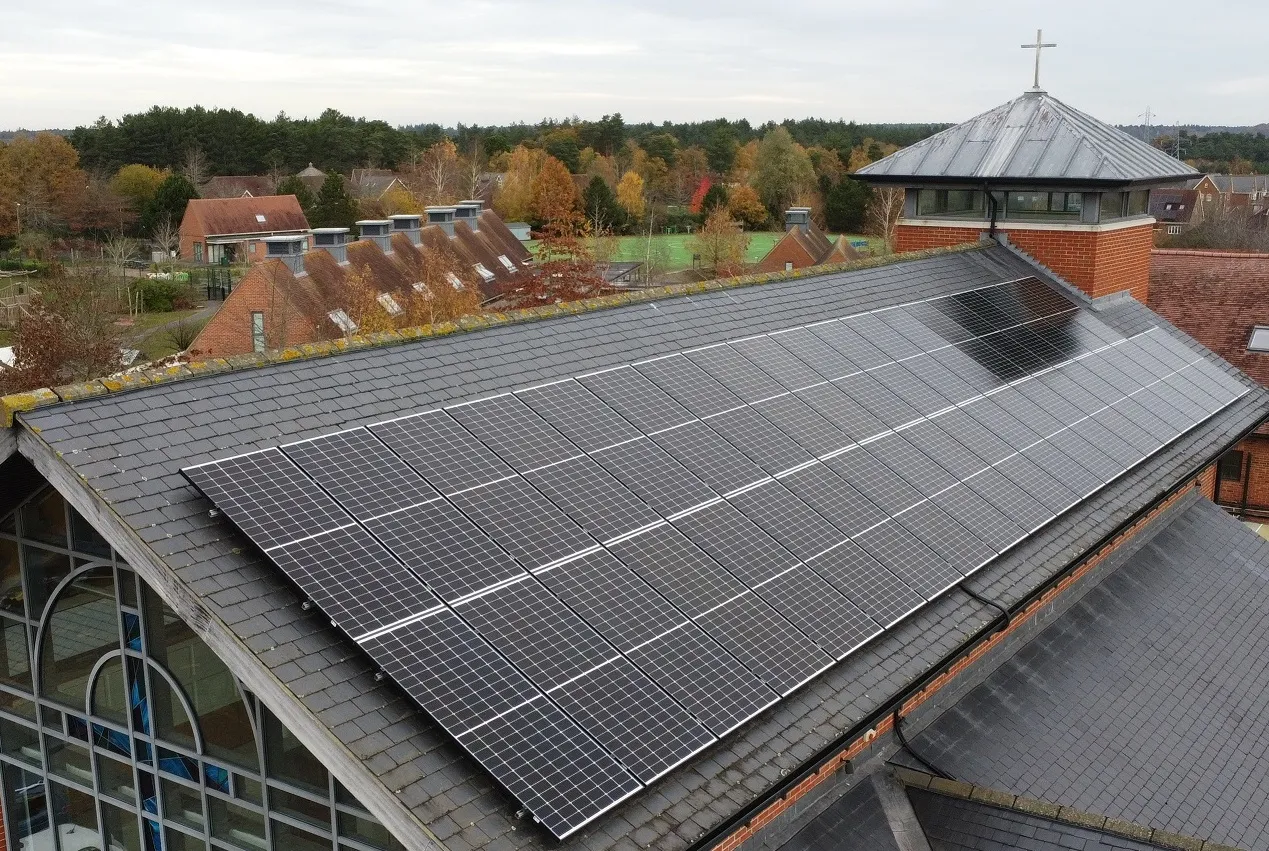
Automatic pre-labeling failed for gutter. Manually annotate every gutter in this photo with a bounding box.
[687,413,1267,851]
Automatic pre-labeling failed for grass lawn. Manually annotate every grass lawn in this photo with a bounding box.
[529,231,881,273]
[0,330,12,348]
[117,308,209,361]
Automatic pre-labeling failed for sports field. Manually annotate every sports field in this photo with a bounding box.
[530,232,879,273]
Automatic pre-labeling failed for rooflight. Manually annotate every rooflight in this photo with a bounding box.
[473,264,495,283]
[498,254,517,273]
[377,293,403,316]
[255,214,267,224]
[1251,326,1269,353]
[412,281,433,298]
[447,272,465,290]
[328,309,357,334]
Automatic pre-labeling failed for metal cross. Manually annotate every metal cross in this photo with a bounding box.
[1021,29,1056,90]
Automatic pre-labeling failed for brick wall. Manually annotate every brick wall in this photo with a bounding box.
[1213,434,1269,519]
[190,270,321,358]
[720,476,1207,851]
[894,222,1155,302]
[754,232,814,275]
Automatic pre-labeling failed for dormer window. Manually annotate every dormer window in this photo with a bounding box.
[498,255,517,273]
[473,264,495,283]
[328,309,357,334]
[377,293,403,316]
[446,272,465,290]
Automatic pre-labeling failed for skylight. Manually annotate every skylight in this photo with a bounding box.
[328,309,357,334]
[473,264,495,283]
[412,281,433,298]
[498,254,517,273]
[1251,326,1269,353]
[447,272,465,290]
[255,214,267,224]
[377,293,403,316]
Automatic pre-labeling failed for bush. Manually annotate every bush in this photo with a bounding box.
[134,278,194,312]
[0,259,49,274]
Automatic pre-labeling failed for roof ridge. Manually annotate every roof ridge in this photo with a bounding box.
[1152,248,1269,259]
[1,243,984,426]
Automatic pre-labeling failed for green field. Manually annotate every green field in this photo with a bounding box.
[529,231,879,274]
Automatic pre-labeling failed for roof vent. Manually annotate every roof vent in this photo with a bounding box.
[356,219,393,253]
[455,201,483,231]
[784,207,811,234]
[312,227,350,264]
[389,214,423,246]
[426,206,457,237]
[263,235,307,275]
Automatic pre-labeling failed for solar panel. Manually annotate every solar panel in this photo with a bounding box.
[184,272,1247,836]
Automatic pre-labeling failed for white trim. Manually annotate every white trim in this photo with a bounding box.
[897,216,1155,233]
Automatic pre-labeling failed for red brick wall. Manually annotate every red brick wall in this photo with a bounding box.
[754,232,814,275]
[190,271,321,358]
[1213,434,1269,519]
[718,475,1207,851]
[894,222,1155,302]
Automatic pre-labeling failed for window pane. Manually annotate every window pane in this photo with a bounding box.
[22,545,74,619]
[0,714,41,765]
[118,567,138,609]
[1008,191,1051,213]
[20,488,67,548]
[272,819,331,851]
[1219,450,1244,481]
[0,538,22,617]
[39,566,118,710]
[49,780,98,841]
[916,189,939,215]
[339,809,403,850]
[211,798,266,851]
[1127,189,1149,216]
[166,825,208,851]
[0,690,36,720]
[163,776,206,832]
[3,762,49,843]
[69,507,111,559]
[98,752,138,805]
[145,587,258,768]
[271,786,330,830]
[1101,191,1125,220]
[0,614,31,691]
[945,190,981,214]
[47,736,94,788]
[263,705,327,793]
[102,800,142,851]
[1065,192,1084,213]
[92,656,129,725]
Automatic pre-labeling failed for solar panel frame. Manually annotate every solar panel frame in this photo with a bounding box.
[684,343,786,403]
[729,335,826,391]
[753,564,882,658]
[577,366,695,434]
[446,393,582,473]
[704,405,815,475]
[727,479,846,561]
[281,428,439,521]
[805,540,925,626]
[606,524,747,619]
[369,410,514,495]
[522,455,663,543]
[650,420,768,495]
[634,354,745,419]
[695,593,834,694]
[779,463,891,538]
[671,500,799,586]
[516,379,644,453]
[592,437,718,517]
[449,477,596,570]
[754,393,853,457]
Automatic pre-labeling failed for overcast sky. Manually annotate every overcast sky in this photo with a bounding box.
[5,0,1268,131]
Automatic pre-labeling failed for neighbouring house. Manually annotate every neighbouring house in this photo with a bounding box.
[295,162,327,192]
[5,79,1269,851]
[754,208,861,274]
[349,168,407,201]
[1191,173,1269,215]
[856,87,1198,302]
[178,195,311,264]
[1150,248,1269,518]
[1148,187,1199,237]
[199,175,276,199]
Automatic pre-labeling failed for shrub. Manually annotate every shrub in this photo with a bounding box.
[134,278,194,312]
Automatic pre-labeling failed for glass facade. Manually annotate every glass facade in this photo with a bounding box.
[0,475,405,851]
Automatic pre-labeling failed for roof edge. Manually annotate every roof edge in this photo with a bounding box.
[1152,248,1269,259]
[1,242,983,425]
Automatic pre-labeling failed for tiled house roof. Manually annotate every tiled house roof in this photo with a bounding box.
[181,195,310,238]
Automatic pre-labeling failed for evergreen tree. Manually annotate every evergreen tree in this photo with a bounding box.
[705,125,739,174]
[140,174,198,235]
[310,175,360,229]
[823,177,872,234]
[700,184,729,216]
[275,175,316,217]
[581,176,625,234]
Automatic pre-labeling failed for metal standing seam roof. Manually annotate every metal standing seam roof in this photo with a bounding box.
[856,91,1199,184]
[7,244,1268,851]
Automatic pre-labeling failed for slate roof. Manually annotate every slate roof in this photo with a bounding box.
[857,91,1198,186]
[906,789,1167,851]
[1149,249,1269,386]
[1145,189,1197,224]
[10,243,1269,851]
[896,496,1269,850]
[779,779,900,851]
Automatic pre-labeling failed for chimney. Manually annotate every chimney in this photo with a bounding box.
[312,227,351,264]
[426,206,457,238]
[263,235,307,275]
[389,214,423,246]
[356,219,393,253]
[455,201,484,232]
[784,207,811,235]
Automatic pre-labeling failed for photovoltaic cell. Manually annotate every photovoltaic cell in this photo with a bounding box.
[449,477,595,570]
[962,467,1054,534]
[672,500,799,586]
[550,657,714,782]
[901,420,990,480]
[577,366,694,434]
[900,354,979,406]
[1043,429,1124,482]
[928,345,1006,393]
[780,463,890,537]
[768,326,862,380]
[1067,417,1142,468]
[853,520,963,599]
[930,484,1028,554]
[823,447,924,516]
[370,410,513,495]
[754,394,852,457]
[364,499,525,602]
[905,299,976,344]
[873,306,947,352]
[516,380,643,453]
[728,479,845,560]
[868,362,949,418]
[806,319,891,370]
[928,407,1015,467]
[986,387,1065,438]
[895,500,998,574]
[753,565,882,659]
[1090,405,1159,455]
[447,394,581,472]
[537,549,685,652]
[992,453,1080,515]
[705,405,815,474]
[270,525,440,636]
[592,438,717,517]
[833,371,922,429]
[796,382,887,442]
[182,448,349,550]
[805,539,925,626]
[696,593,832,693]
[685,343,786,403]
[864,432,960,496]
[730,335,824,391]
[455,697,640,838]
[523,456,662,542]
[607,524,746,618]
[625,624,776,735]
[635,355,744,419]
[282,428,438,521]
[842,312,922,361]
[651,420,767,494]
[456,578,617,690]
[958,336,1028,383]
[1019,440,1105,498]
[959,397,1042,451]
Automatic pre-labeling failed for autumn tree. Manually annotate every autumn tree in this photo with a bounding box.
[403,239,481,326]
[342,264,396,335]
[692,208,750,277]
[0,133,89,235]
[671,146,710,205]
[110,164,168,216]
[310,174,360,229]
[616,171,646,223]
[530,156,579,230]
[493,145,546,222]
[418,138,460,204]
[180,146,210,187]
[0,263,123,394]
[140,174,198,236]
[727,185,769,230]
[753,127,816,217]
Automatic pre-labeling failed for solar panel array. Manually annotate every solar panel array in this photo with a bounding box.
[183,277,1248,838]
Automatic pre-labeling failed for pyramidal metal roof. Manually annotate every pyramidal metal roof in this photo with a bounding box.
[857,90,1199,185]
